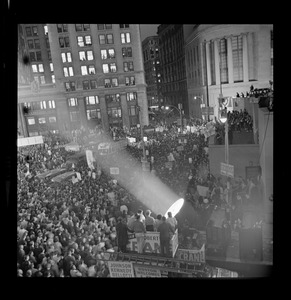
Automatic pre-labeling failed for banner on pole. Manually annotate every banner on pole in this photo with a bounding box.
[107,261,135,278]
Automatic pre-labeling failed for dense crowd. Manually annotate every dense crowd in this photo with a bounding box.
[17,119,259,277]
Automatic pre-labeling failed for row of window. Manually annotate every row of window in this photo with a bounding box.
[59,33,131,48]
[57,24,129,33]
[61,47,132,64]
[64,76,135,91]
[24,100,56,110]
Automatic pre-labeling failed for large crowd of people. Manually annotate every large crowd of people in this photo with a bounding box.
[17,117,260,277]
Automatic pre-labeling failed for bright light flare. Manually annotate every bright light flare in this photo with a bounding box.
[164,198,184,217]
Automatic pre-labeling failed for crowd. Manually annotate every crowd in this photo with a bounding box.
[17,118,258,277]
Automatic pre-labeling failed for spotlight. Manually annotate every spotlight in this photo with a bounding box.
[164,198,184,218]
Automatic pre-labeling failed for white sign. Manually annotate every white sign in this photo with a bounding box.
[128,232,160,254]
[220,162,234,177]
[107,261,135,278]
[110,167,119,175]
[176,244,205,263]
[17,135,44,147]
[170,229,179,258]
[86,150,95,169]
[197,185,209,197]
[134,266,161,278]
[76,172,82,181]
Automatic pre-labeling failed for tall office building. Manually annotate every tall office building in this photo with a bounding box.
[142,36,162,108]
[184,24,273,120]
[157,24,190,116]
[18,24,148,138]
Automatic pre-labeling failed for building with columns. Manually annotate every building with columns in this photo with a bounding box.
[142,36,162,108]
[185,24,273,120]
[18,24,148,138]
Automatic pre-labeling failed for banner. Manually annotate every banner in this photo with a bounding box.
[85,150,95,169]
[107,261,135,278]
[17,135,44,147]
[175,244,205,263]
[134,266,161,278]
[128,232,160,254]
[110,167,119,175]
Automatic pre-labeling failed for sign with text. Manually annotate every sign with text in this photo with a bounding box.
[175,244,205,264]
[170,229,179,257]
[201,106,214,115]
[107,261,135,278]
[220,162,234,177]
[128,232,160,254]
[134,266,161,278]
[17,135,44,147]
[110,167,120,175]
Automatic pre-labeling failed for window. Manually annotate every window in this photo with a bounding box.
[50,63,54,72]
[122,47,132,57]
[40,101,46,109]
[86,109,101,120]
[123,61,134,72]
[32,26,38,36]
[84,24,90,31]
[88,65,96,74]
[59,37,70,48]
[105,94,120,103]
[83,80,90,90]
[38,117,46,124]
[46,38,50,48]
[48,100,55,108]
[26,27,32,37]
[102,64,109,73]
[49,116,57,123]
[27,117,35,125]
[36,51,42,61]
[70,111,80,122]
[38,64,44,72]
[64,67,74,77]
[75,24,82,31]
[64,81,76,92]
[99,35,105,45]
[51,75,55,83]
[108,107,122,118]
[61,52,72,63]
[27,39,34,49]
[101,49,107,59]
[90,80,97,89]
[87,50,94,60]
[104,78,111,88]
[81,66,88,75]
[57,24,68,33]
[232,36,243,82]
[112,78,118,87]
[77,35,92,47]
[209,41,216,85]
[40,76,45,84]
[30,52,36,62]
[99,34,113,45]
[108,48,115,58]
[85,95,99,105]
[125,76,135,86]
[100,48,115,60]
[34,39,40,49]
[128,105,137,116]
[121,33,131,44]
[32,64,38,73]
[109,63,117,72]
[97,24,112,30]
[126,92,137,101]
[44,25,48,35]
[219,38,228,84]
[119,24,129,29]
[107,34,113,44]
[68,98,78,106]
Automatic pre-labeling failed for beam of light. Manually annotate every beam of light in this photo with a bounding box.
[164,198,184,217]
[80,131,180,215]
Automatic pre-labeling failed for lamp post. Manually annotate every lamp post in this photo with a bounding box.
[165,103,183,133]
[136,105,146,161]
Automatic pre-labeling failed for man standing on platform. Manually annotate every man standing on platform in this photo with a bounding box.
[130,215,146,254]
[158,216,175,257]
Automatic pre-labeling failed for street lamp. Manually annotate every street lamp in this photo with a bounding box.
[165,103,183,133]
[136,105,146,161]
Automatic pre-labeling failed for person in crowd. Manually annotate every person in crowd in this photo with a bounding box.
[157,216,175,257]
[129,214,146,254]
[116,217,129,253]
[166,211,178,232]
[154,214,163,231]
[145,210,155,232]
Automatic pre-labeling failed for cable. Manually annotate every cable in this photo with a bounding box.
[258,110,271,162]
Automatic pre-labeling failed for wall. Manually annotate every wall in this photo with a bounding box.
[208,142,260,179]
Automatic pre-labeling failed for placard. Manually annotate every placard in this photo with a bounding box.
[134,266,161,278]
[110,167,119,175]
[128,232,160,254]
[170,229,179,257]
[175,244,205,263]
[107,261,134,278]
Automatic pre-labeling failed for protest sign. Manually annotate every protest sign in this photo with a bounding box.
[92,172,96,179]
[128,232,160,254]
[85,150,95,169]
[170,229,179,257]
[17,135,44,147]
[76,172,82,181]
[175,244,205,263]
[134,266,161,278]
[197,185,209,197]
[107,261,134,278]
[110,167,119,175]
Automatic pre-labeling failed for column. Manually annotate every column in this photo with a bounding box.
[243,33,249,82]
[227,36,234,84]
[214,39,221,87]
[99,95,109,132]
[205,41,212,86]
[78,96,87,128]
[55,99,71,133]
[120,93,130,129]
